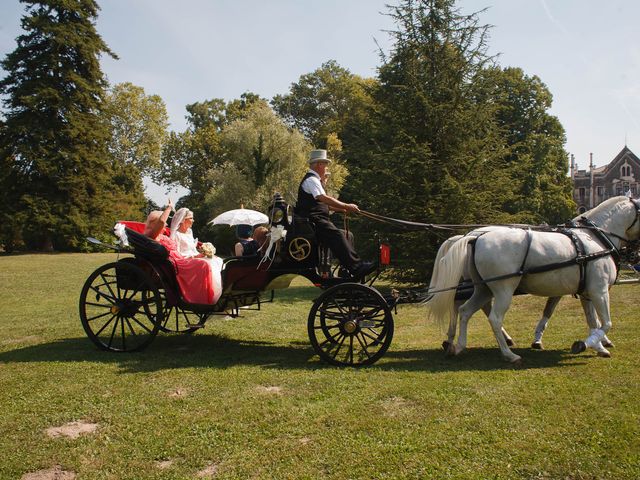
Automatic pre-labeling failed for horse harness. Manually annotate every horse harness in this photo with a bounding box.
[468,198,640,295]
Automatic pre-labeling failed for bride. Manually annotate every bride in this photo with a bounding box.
[170,207,223,304]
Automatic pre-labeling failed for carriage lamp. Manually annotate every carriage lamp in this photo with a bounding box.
[380,243,391,266]
[268,192,292,227]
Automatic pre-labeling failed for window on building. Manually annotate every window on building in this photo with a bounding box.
[579,187,585,199]
[596,186,604,196]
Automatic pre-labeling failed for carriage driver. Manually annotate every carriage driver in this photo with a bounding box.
[295,149,375,280]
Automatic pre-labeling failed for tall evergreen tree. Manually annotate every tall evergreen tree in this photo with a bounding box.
[343,0,511,280]
[0,0,118,251]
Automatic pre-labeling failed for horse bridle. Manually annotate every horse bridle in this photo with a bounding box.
[627,197,640,232]
[579,197,640,242]
[577,197,640,267]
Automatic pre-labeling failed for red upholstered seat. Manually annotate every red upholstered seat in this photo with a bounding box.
[117,220,170,237]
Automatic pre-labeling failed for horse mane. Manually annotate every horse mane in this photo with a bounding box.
[580,196,630,227]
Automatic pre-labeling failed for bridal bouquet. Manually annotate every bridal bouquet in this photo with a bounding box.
[198,242,216,258]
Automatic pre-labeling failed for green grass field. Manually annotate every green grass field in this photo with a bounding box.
[1,253,639,479]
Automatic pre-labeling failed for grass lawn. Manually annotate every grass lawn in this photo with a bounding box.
[1,253,639,479]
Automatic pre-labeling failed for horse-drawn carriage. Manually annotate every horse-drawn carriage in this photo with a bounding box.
[80,191,640,366]
[79,194,395,367]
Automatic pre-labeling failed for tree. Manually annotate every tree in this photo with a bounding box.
[341,0,512,280]
[105,82,169,178]
[204,102,316,216]
[272,60,376,146]
[156,93,264,195]
[473,67,574,223]
[0,0,124,251]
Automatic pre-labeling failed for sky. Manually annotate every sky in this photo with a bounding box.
[1,0,639,205]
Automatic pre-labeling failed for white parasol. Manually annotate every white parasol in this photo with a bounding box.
[209,208,269,226]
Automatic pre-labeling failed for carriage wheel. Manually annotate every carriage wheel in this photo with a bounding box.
[79,262,161,352]
[308,283,394,366]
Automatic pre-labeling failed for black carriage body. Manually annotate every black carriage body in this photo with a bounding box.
[79,194,394,366]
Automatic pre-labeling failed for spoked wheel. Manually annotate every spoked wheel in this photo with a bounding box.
[308,283,394,366]
[79,262,162,352]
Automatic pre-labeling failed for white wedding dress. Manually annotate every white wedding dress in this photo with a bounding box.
[172,229,223,304]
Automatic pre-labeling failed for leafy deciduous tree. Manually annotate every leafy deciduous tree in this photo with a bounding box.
[205,102,315,215]
[272,60,376,147]
[473,66,574,223]
[105,81,169,177]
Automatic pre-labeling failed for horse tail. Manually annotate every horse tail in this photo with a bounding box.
[428,235,462,291]
[426,236,474,327]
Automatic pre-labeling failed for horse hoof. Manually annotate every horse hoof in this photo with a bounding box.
[602,340,615,348]
[510,357,523,367]
[571,341,586,354]
[531,341,543,350]
[442,340,450,351]
[597,351,611,358]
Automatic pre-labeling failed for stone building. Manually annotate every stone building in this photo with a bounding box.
[571,146,640,213]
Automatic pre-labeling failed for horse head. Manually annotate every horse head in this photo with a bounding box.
[580,196,640,247]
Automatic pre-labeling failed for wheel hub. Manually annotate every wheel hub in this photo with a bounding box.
[112,300,139,318]
[343,319,358,334]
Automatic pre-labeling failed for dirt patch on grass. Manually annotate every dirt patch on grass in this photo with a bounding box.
[168,388,188,398]
[255,385,283,395]
[46,421,99,439]
[21,465,76,479]
[196,462,219,478]
[381,396,415,418]
[155,460,174,469]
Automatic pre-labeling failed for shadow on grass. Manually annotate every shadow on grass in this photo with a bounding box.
[379,346,589,371]
[0,333,588,373]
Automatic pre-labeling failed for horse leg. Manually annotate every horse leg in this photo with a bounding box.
[582,300,614,348]
[573,297,612,358]
[442,300,461,352]
[481,302,514,347]
[573,291,612,358]
[582,299,614,346]
[451,287,492,356]
[487,284,521,364]
[531,296,561,350]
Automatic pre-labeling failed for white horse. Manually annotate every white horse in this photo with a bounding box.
[427,196,639,363]
[432,233,614,352]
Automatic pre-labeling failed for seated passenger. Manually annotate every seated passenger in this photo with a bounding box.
[234,224,260,256]
[253,226,269,255]
[170,207,201,258]
[170,207,223,301]
[144,200,220,305]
